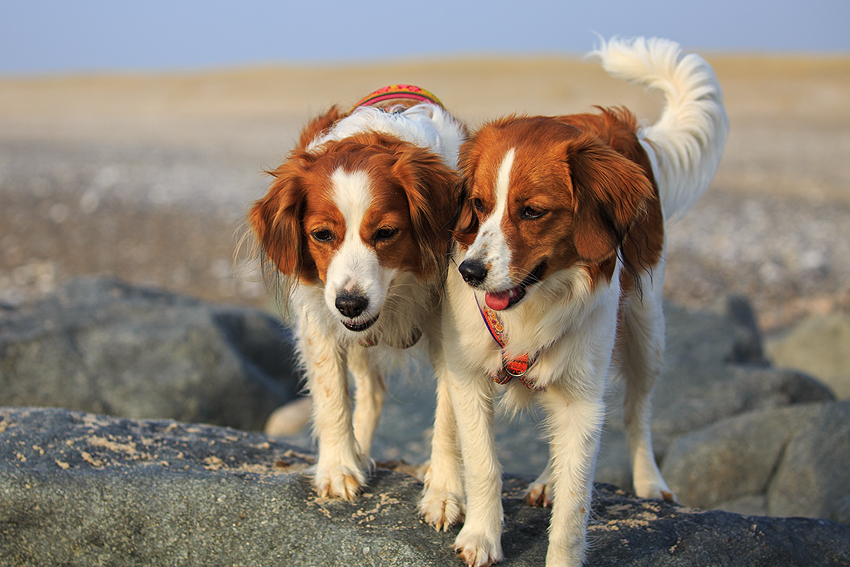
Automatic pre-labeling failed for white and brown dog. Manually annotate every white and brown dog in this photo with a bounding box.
[419,38,729,566]
[250,85,465,499]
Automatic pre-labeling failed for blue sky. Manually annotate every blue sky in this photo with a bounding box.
[1,0,848,74]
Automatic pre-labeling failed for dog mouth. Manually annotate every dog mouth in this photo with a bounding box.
[483,262,545,311]
[342,313,380,332]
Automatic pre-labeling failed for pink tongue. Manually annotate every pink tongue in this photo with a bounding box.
[485,290,511,311]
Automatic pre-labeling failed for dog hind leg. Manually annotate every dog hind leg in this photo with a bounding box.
[619,269,675,502]
[524,457,554,508]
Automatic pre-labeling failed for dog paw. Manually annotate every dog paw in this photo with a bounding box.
[314,465,366,500]
[419,489,465,531]
[660,489,677,503]
[635,482,677,503]
[524,481,553,507]
[453,529,503,567]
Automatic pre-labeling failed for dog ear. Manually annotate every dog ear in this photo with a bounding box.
[565,135,655,262]
[249,154,317,282]
[391,146,457,277]
[451,173,480,247]
[452,141,481,246]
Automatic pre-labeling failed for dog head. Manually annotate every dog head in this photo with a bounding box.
[453,115,656,311]
[250,131,456,331]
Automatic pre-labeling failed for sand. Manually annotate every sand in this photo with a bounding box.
[1,54,849,332]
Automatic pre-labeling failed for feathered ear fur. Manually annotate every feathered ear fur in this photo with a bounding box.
[248,153,318,286]
[451,138,482,247]
[391,145,458,277]
[565,134,655,262]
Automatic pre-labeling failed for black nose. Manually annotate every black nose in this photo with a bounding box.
[458,259,488,287]
[335,292,369,318]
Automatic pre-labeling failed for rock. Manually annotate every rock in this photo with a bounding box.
[766,312,850,399]
[596,299,834,492]
[0,277,300,431]
[662,401,850,523]
[768,401,850,522]
[4,280,847,530]
[2,407,849,567]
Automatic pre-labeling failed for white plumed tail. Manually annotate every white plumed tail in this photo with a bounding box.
[590,37,729,221]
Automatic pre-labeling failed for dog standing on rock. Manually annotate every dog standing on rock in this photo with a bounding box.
[250,85,465,499]
[419,38,729,566]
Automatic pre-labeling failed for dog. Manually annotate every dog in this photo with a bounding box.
[418,38,729,566]
[249,84,466,499]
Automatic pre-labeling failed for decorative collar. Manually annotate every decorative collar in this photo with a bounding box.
[350,84,445,113]
[475,295,543,391]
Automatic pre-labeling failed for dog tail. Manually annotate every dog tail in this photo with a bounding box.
[590,37,729,221]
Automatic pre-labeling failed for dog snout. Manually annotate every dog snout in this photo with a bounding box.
[458,259,488,287]
[335,291,369,318]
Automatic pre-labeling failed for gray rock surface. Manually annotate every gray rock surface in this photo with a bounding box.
[766,312,850,399]
[662,401,850,522]
[596,299,834,492]
[3,407,849,567]
[769,401,850,521]
[2,277,849,558]
[0,277,300,431]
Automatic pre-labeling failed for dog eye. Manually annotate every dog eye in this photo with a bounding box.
[472,198,484,212]
[374,227,398,242]
[311,229,334,243]
[520,206,546,220]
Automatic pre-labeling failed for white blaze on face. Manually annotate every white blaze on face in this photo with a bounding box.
[464,147,515,290]
[324,168,396,318]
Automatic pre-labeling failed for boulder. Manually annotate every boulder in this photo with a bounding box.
[766,312,850,399]
[3,280,847,528]
[0,277,300,431]
[662,401,850,523]
[636,299,833,451]
[2,407,849,567]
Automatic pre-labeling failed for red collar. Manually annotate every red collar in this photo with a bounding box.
[475,295,542,391]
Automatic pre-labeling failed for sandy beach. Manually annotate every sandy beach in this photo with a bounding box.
[1,54,849,332]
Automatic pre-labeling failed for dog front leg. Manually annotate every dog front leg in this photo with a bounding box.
[539,388,606,567]
[302,328,364,499]
[450,370,504,567]
[347,345,386,465]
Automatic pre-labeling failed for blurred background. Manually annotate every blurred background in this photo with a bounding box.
[1,0,849,334]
